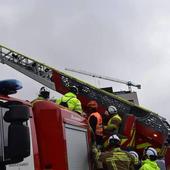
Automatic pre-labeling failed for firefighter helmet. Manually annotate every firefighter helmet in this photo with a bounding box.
[129,151,139,165]
[108,134,120,145]
[39,87,50,99]
[129,151,139,159]
[145,147,157,157]
[107,105,117,115]
[69,85,79,95]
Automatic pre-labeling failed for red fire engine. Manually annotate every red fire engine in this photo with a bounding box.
[0,45,170,170]
[0,79,90,170]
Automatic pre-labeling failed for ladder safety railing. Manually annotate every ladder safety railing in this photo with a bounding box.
[0,45,56,90]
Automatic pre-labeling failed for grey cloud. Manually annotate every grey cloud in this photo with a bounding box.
[0,0,170,121]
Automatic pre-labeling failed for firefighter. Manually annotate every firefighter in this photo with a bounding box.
[31,86,50,105]
[88,100,103,148]
[129,151,141,170]
[140,147,160,170]
[56,85,83,115]
[93,134,135,170]
[104,105,122,133]
[103,105,122,149]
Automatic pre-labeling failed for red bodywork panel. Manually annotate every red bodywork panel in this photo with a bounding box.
[165,147,170,169]
[136,121,166,146]
[30,112,41,170]
[120,114,136,148]
[120,114,136,137]
[32,100,89,170]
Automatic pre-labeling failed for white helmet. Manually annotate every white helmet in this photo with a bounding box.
[145,147,157,157]
[108,105,117,115]
[108,134,120,144]
[129,151,139,165]
[129,151,139,159]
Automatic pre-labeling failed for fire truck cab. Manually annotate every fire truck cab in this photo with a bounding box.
[0,80,91,170]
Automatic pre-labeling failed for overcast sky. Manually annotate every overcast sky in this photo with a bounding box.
[0,0,170,121]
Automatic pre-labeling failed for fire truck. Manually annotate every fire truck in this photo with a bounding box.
[0,45,170,170]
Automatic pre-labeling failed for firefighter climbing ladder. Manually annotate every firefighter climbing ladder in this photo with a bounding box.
[0,44,169,137]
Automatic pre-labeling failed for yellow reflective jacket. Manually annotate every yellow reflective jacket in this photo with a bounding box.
[56,92,83,114]
[105,114,122,131]
[139,159,160,170]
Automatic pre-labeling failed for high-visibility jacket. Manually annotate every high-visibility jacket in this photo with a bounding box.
[106,114,122,131]
[88,112,103,136]
[98,147,135,170]
[139,159,160,170]
[56,92,83,114]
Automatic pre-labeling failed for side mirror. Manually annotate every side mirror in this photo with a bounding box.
[3,104,30,164]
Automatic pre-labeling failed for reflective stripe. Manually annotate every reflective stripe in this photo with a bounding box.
[121,138,128,145]
[136,142,151,149]
[127,129,136,147]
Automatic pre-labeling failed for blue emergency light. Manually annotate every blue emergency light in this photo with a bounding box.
[0,79,23,95]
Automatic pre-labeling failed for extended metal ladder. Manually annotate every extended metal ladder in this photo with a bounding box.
[0,45,56,90]
[0,44,169,137]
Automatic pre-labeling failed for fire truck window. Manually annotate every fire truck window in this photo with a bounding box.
[65,124,89,170]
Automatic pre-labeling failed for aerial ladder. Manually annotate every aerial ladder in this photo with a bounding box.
[0,44,170,155]
[65,68,141,92]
